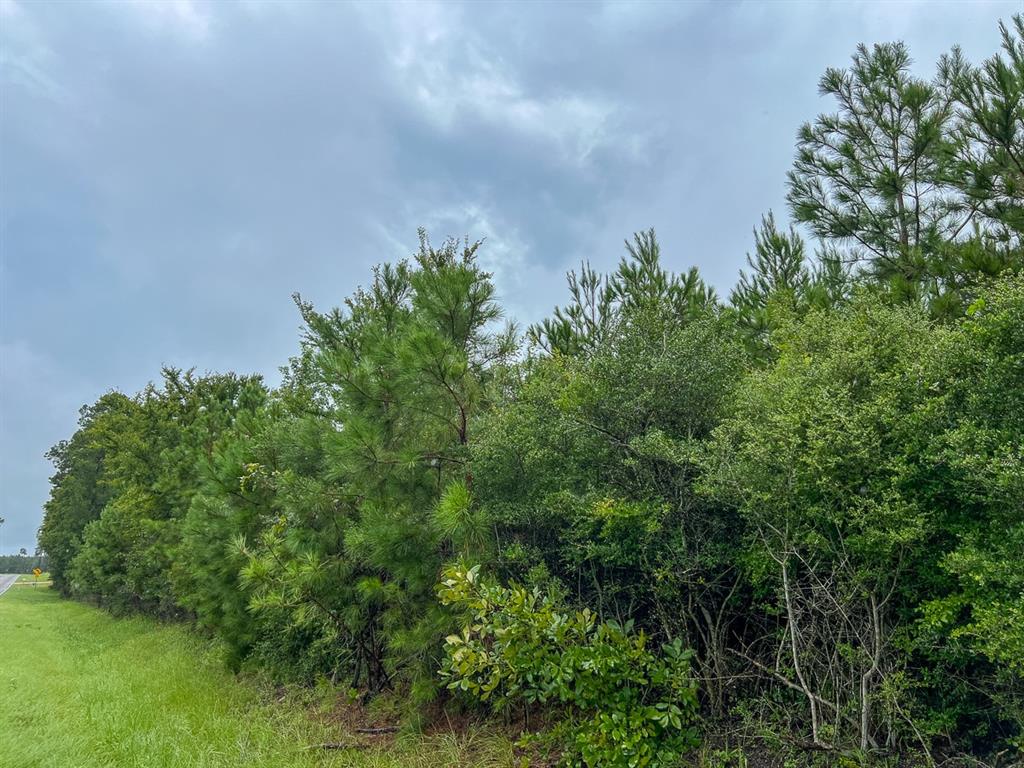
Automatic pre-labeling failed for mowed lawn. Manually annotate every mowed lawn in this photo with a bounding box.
[0,586,512,768]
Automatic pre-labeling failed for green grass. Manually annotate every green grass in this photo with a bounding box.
[0,586,513,768]
[16,572,50,583]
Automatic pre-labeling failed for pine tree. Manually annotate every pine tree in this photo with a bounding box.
[941,15,1023,254]
[528,229,717,355]
[730,212,809,356]
[243,232,515,696]
[787,41,966,283]
[788,28,1023,318]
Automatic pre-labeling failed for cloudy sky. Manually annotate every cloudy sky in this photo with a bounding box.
[0,0,1014,552]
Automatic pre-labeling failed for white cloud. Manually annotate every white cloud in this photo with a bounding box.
[375,201,530,288]
[415,58,617,165]
[375,201,568,327]
[0,0,68,103]
[362,2,624,166]
[121,0,212,42]
[428,203,528,293]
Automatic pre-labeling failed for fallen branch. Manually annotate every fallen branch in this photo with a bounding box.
[355,726,399,735]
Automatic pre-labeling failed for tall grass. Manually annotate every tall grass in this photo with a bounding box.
[0,587,513,768]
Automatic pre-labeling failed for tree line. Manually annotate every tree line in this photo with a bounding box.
[38,19,1022,767]
[0,552,48,574]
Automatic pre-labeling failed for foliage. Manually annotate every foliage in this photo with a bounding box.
[174,403,279,669]
[38,392,132,593]
[438,564,699,767]
[703,296,937,751]
[474,297,747,719]
[941,16,1024,252]
[913,275,1024,748]
[61,370,267,615]
[787,21,1022,318]
[702,283,1022,755]
[527,229,717,355]
[238,232,516,695]
[729,212,851,359]
[34,19,1023,766]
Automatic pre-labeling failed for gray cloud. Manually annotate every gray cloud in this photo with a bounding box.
[0,0,1014,551]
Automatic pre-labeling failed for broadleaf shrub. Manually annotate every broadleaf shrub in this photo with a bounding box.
[438,564,699,767]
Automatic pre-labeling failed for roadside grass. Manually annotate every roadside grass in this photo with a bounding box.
[16,572,50,583]
[0,586,514,768]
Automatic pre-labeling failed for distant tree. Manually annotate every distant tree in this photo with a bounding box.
[38,393,132,594]
[52,371,265,613]
[0,553,45,573]
[38,338,345,676]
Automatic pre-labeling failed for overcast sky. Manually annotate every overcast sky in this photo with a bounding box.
[0,0,1015,553]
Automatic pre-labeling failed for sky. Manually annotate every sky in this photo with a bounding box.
[0,0,1016,553]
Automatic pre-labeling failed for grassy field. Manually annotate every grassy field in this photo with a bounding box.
[0,586,513,768]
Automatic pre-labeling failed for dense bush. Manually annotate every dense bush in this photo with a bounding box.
[701,287,1023,754]
[438,564,699,768]
[36,18,1022,766]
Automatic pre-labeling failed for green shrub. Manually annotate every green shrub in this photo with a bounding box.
[438,564,699,767]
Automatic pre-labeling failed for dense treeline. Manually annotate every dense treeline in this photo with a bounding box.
[38,21,1023,767]
[0,553,47,573]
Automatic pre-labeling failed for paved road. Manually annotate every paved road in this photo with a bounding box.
[0,574,19,597]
